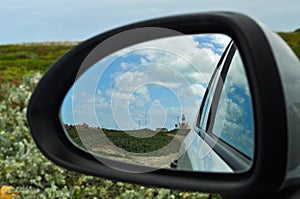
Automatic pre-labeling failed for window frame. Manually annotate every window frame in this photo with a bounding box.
[196,42,252,171]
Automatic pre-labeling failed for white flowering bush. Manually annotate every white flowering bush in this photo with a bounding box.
[0,73,219,199]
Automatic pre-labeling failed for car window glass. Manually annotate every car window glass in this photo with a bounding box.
[211,50,254,158]
[199,67,221,130]
[199,44,231,131]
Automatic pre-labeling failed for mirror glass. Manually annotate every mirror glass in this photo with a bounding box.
[60,33,254,173]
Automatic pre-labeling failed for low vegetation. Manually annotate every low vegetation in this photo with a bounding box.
[0,43,76,99]
[103,129,174,153]
[65,126,185,168]
[67,126,177,153]
[0,74,217,198]
[278,29,300,59]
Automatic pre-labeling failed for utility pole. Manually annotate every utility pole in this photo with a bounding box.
[139,120,141,129]
[144,110,147,127]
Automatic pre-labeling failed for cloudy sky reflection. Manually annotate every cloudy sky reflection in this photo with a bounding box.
[60,34,231,130]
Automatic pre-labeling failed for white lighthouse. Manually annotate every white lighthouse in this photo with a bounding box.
[179,114,190,129]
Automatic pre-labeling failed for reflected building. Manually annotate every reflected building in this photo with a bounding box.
[179,114,191,129]
[155,127,168,132]
[75,122,89,129]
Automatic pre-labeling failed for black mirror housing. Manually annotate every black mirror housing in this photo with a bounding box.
[27,12,293,195]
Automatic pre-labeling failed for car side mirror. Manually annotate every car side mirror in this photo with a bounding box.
[27,12,300,196]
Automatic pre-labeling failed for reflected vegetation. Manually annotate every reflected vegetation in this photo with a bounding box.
[64,123,190,167]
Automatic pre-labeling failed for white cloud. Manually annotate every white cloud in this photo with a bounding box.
[115,34,231,86]
[95,95,110,109]
[129,90,151,107]
[120,62,136,70]
[148,104,167,129]
[135,85,148,95]
[190,84,207,97]
[153,99,160,104]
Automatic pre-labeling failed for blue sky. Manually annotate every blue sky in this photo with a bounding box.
[0,0,299,44]
[60,34,231,129]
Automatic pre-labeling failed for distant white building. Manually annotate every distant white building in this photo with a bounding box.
[156,128,168,132]
[179,114,190,129]
[75,122,89,129]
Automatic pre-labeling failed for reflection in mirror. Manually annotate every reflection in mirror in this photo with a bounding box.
[212,50,254,159]
[60,33,253,173]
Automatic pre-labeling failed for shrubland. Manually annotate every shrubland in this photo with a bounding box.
[0,73,216,198]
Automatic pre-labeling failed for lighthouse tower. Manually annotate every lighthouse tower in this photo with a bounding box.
[181,114,186,126]
[180,114,190,129]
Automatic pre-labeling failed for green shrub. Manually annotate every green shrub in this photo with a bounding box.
[0,73,217,198]
[0,44,74,87]
[278,29,300,59]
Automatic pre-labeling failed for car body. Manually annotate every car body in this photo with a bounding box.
[177,40,254,172]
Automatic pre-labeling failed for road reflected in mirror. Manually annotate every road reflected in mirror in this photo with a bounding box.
[60,32,254,173]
